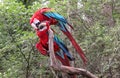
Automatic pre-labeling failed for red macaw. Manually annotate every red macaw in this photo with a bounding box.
[35,22,76,78]
[30,7,87,65]
[36,22,74,65]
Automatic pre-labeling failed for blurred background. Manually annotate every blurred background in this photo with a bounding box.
[0,0,120,78]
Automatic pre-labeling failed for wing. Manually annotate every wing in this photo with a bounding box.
[54,35,74,61]
[41,8,87,65]
[41,8,73,31]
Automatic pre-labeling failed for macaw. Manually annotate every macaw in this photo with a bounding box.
[35,22,76,78]
[35,22,74,66]
[30,7,87,65]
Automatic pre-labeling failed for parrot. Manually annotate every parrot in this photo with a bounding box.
[36,22,74,65]
[35,22,76,78]
[30,7,87,65]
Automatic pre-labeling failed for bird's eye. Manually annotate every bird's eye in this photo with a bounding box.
[36,22,40,27]
[39,25,44,29]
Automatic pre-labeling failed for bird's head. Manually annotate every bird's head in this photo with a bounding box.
[30,18,50,31]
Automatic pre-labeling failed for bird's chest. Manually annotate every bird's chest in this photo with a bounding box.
[41,38,60,52]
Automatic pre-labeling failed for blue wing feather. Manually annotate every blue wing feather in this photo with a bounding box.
[54,35,73,60]
[44,12,67,22]
[44,12,68,31]
[58,21,67,31]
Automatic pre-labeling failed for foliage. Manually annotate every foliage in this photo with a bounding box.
[0,0,120,78]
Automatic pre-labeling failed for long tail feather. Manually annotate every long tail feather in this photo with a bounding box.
[67,22,74,30]
[63,31,87,65]
[56,54,77,78]
[56,54,70,66]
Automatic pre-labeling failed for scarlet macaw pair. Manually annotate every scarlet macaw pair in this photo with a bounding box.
[30,8,87,67]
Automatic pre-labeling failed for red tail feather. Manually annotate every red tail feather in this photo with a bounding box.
[63,31,87,65]
[56,54,70,66]
[56,54,76,78]
[67,23,74,30]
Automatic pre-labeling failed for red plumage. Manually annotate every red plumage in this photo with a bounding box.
[30,8,87,65]
[30,8,58,26]
[35,24,70,66]
[63,31,87,65]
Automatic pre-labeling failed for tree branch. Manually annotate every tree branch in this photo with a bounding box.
[48,28,98,78]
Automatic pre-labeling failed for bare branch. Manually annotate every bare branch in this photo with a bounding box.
[48,28,98,78]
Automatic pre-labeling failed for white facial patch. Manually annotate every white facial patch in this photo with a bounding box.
[33,18,40,24]
[31,23,37,29]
